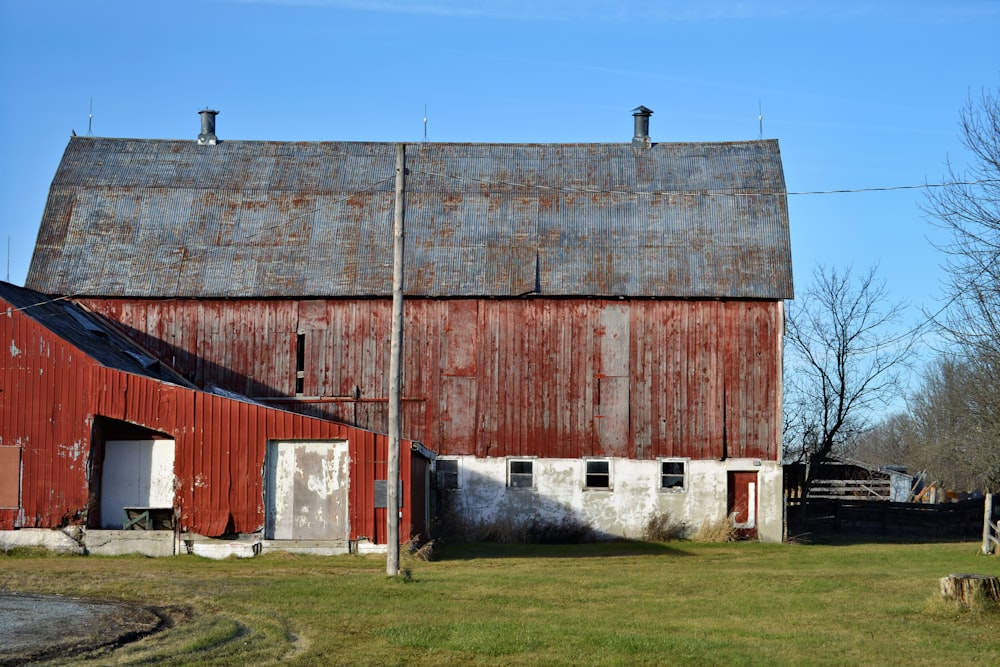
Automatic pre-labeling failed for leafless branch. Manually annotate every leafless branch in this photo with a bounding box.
[784,265,917,485]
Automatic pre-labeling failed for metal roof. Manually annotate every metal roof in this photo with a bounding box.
[0,281,192,386]
[26,137,793,299]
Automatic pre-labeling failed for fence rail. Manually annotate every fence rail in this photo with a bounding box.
[787,497,999,540]
[805,479,892,501]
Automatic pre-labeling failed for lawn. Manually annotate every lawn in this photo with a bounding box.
[2,540,999,666]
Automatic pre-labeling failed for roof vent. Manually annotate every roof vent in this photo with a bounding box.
[197,109,219,145]
[631,105,653,147]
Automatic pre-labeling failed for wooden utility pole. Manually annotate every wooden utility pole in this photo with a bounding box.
[386,143,405,576]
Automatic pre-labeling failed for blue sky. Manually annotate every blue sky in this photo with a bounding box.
[1,1,998,392]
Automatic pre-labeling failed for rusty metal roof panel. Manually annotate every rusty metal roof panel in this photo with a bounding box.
[0,281,193,386]
[27,137,792,299]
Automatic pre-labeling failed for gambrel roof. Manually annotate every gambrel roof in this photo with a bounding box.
[26,136,792,299]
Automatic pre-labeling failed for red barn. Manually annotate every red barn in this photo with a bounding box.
[1,282,430,555]
[16,108,792,542]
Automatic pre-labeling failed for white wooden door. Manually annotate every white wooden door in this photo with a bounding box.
[100,439,175,528]
[265,440,350,540]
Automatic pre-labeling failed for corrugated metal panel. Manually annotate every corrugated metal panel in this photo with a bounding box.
[1,295,91,528]
[27,137,792,299]
[78,296,782,463]
[1,288,424,542]
[0,283,192,386]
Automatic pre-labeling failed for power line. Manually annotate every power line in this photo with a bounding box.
[787,180,997,196]
[412,169,998,198]
[11,162,997,317]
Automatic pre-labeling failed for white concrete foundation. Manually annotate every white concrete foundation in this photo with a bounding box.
[1,529,364,558]
[0,528,85,554]
[261,540,351,556]
[190,539,261,560]
[439,456,784,542]
[0,528,177,556]
[85,530,176,557]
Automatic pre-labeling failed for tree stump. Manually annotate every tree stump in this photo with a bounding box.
[939,574,1000,606]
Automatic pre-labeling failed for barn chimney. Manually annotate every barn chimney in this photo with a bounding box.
[197,109,219,145]
[631,105,653,147]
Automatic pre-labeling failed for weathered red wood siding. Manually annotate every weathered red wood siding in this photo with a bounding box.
[80,297,783,462]
[1,300,420,541]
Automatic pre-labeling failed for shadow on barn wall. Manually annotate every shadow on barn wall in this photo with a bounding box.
[90,316,391,430]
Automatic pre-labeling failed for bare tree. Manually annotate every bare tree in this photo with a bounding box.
[922,85,1000,490]
[784,265,917,488]
[912,356,1000,491]
[925,86,1000,364]
[853,411,921,472]
[858,356,1000,492]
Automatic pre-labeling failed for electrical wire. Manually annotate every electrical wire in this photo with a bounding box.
[413,168,998,198]
[10,163,998,318]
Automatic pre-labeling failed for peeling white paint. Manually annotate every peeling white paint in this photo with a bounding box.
[265,440,349,541]
[57,440,87,462]
[442,457,784,542]
[8,338,20,358]
[305,453,344,497]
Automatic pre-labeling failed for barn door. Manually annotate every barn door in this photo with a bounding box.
[594,304,630,457]
[727,471,758,539]
[100,439,176,529]
[265,440,350,541]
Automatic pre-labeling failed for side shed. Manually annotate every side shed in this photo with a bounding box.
[0,282,430,554]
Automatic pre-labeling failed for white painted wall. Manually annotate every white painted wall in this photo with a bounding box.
[264,440,350,541]
[441,456,784,543]
[100,439,176,529]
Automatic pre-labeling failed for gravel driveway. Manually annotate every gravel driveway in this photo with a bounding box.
[0,593,163,665]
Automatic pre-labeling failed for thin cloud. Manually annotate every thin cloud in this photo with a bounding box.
[216,0,820,22]
[218,0,1000,24]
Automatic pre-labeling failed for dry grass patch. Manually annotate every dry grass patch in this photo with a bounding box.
[642,511,687,542]
[692,512,738,542]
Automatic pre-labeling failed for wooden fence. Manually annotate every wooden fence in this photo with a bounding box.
[786,497,999,540]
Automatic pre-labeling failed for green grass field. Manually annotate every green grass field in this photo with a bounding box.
[3,540,999,666]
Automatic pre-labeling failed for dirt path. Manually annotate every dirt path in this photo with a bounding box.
[0,592,164,665]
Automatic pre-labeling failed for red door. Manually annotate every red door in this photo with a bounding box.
[727,471,758,540]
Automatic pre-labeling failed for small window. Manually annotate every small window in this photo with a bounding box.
[436,459,459,489]
[295,333,306,395]
[508,459,534,488]
[585,459,611,489]
[660,459,687,491]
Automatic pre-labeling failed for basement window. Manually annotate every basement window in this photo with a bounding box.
[436,459,459,489]
[659,459,687,492]
[585,459,612,490]
[508,459,535,488]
